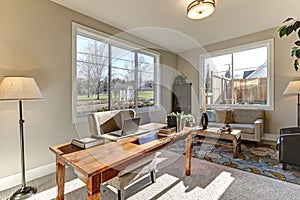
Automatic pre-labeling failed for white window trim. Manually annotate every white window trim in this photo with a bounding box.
[199,38,274,111]
[72,22,161,123]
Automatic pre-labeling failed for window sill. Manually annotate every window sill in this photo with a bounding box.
[204,104,273,111]
[72,105,162,124]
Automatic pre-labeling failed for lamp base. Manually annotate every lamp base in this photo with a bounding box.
[10,186,37,200]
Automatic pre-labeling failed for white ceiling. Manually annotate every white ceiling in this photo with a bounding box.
[51,0,299,53]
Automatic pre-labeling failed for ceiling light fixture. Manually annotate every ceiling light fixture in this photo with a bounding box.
[187,0,215,20]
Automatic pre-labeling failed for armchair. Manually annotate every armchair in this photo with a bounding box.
[278,127,300,170]
[87,109,156,200]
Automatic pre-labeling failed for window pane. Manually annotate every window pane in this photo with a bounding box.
[73,23,161,120]
[137,53,155,108]
[204,54,233,105]
[233,47,267,105]
[110,46,135,110]
[76,35,109,116]
[202,41,271,109]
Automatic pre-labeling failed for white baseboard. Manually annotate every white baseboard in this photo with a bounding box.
[261,133,278,142]
[0,162,56,191]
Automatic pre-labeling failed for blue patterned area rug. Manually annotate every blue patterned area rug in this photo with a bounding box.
[166,139,300,185]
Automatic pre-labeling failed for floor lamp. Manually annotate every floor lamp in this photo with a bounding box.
[283,80,300,126]
[0,76,44,199]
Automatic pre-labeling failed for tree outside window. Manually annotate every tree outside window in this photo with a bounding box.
[73,26,159,119]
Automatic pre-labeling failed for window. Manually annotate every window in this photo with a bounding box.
[200,39,274,110]
[72,23,161,121]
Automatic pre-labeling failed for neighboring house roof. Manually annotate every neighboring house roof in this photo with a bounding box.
[244,62,267,79]
[243,70,255,79]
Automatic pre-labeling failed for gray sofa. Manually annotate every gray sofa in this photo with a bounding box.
[206,109,264,142]
[87,109,156,200]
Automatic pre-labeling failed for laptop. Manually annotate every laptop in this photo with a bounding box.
[109,118,141,136]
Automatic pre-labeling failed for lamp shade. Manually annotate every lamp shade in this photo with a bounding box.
[187,0,215,20]
[283,80,300,95]
[0,77,44,100]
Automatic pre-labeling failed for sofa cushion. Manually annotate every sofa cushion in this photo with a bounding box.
[208,122,224,127]
[229,123,255,134]
[215,110,233,124]
[233,109,264,123]
[208,122,255,134]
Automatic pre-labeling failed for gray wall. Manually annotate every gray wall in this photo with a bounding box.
[0,0,177,179]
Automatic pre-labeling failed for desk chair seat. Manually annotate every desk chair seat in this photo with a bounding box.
[87,109,157,200]
[108,153,156,200]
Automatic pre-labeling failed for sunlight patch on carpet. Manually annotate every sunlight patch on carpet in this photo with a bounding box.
[27,178,85,200]
[204,171,235,199]
[129,171,234,199]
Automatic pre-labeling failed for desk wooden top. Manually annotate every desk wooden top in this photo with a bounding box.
[49,123,194,178]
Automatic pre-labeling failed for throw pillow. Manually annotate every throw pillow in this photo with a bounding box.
[206,110,216,122]
[225,110,233,124]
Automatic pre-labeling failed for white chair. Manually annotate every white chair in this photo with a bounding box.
[87,109,156,200]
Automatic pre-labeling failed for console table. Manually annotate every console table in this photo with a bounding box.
[50,123,194,200]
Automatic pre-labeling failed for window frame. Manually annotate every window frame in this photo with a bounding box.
[72,22,161,122]
[199,38,274,111]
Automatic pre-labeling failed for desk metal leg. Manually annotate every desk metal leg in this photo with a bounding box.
[186,132,193,176]
[87,174,101,200]
[56,157,65,200]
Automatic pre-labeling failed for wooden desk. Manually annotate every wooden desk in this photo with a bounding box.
[50,123,193,200]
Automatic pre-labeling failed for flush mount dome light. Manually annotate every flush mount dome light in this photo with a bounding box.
[187,0,215,20]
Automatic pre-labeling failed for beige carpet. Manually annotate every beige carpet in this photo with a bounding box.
[1,150,300,200]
